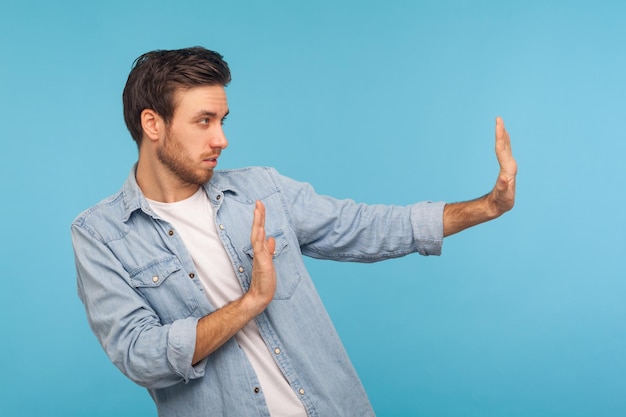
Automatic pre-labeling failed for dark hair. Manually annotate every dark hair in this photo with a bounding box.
[122,46,231,145]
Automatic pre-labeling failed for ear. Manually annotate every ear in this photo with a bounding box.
[140,109,164,143]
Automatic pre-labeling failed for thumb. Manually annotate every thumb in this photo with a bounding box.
[266,236,276,255]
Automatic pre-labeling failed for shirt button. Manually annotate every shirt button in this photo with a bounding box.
[299,388,305,395]
[238,266,244,273]
[188,273,195,279]
[168,230,174,236]
[274,348,281,355]
[219,224,225,230]
[253,387,260,394]
[152,276,159,283]
[216,195,221,200]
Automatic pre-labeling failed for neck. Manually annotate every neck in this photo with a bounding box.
[135,155,201,203]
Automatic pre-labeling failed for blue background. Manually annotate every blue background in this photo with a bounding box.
[2,1,625,416]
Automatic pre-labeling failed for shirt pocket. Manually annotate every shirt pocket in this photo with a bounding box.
[243,231,302,300]
[129,256,200,324]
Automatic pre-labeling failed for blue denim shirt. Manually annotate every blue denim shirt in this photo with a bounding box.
[71,166,445,417]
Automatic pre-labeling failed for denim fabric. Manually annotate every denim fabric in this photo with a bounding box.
[71,165,445,417]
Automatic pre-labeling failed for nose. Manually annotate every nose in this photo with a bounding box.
[210,126,228,150]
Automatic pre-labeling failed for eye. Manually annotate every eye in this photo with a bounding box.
[199,118,210,125]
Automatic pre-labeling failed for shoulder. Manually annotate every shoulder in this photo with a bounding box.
[210,166,319,210]
[71,189,128,240]
[210,166,287,195]
[213,166,279,181]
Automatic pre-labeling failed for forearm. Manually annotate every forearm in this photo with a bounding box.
[443,193,503,237]
[193,200,276,365]
[192,293,267,365]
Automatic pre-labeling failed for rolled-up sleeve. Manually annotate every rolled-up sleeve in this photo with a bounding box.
[167,317,208,382]
[409,201,445,256]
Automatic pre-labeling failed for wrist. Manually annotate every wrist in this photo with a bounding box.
[240,290,271,318]
[484,192,504,220]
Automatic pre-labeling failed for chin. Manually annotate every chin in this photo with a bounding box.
[196,170,214,185]
[177,169,213,186]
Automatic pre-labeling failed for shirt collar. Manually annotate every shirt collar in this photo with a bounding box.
[121,164,150,222]
[204,169,240,200]
[120,164,239,222]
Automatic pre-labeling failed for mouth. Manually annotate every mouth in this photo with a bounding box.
[202,155,219,167]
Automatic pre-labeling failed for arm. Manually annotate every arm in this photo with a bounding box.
[73,201,276,386]
[191,201,276,364]
[443,117,517,237]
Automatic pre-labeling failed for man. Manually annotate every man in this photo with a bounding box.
[72,46,516,417]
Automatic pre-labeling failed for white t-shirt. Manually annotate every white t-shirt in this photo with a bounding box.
[148,187,306,417]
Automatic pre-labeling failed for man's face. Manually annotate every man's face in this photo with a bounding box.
[157,85,229,185]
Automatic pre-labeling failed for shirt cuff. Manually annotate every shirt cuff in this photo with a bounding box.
[410,201,445,256]
[166,316,207,383]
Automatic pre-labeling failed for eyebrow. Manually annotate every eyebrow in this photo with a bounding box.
[193,109,230,119]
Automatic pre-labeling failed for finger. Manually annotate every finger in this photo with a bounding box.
[495,117,511,152]
[494,117,516,176]
[256,200,266,231]
[251,200,266,246]
[496,173,510,191]
[267,236,276,255]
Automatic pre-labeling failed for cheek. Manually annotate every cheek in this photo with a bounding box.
[168,128,199,152]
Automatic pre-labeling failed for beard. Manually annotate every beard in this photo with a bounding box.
[157,132,214,185]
